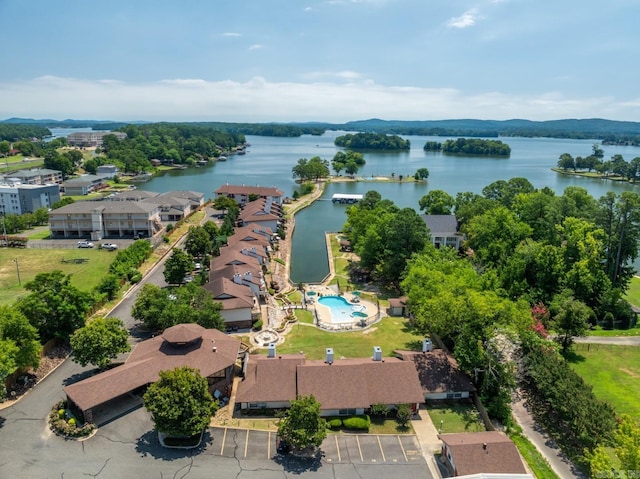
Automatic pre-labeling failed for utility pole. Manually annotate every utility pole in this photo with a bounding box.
[14,258,21,285]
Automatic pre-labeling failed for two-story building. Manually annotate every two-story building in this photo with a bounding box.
[0,181,60,215]
[215,184,284,206]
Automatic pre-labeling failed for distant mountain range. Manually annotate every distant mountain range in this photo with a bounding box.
[2,117,640,142]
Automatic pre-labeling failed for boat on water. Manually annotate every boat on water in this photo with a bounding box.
[218,156,227,161]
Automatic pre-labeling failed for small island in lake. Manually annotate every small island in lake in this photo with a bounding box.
[334,132,410,150]
[424,137,511,157]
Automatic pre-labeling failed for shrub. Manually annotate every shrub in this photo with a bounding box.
[370,403,390,418]
[166,224,174,233]
[68,418,76,427]
[328,418,342,429]
[129,272,142,284]
[252,319,263,330]
[58,409,65,419]
[342,415,370,431]
[396,404,411,427]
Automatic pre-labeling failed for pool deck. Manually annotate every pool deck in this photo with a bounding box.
[306,285,378,328]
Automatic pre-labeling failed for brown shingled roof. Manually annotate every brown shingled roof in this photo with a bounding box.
[215,185,284,197]
[440,431,527,476]
[236,355,305,403]
[395,349,475,395]
[64,326,239,413]
[162,323,204,344]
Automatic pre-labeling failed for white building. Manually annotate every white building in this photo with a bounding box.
[0,181,60,215]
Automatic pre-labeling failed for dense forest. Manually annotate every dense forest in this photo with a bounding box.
[3,117,640,143]
[343,180,640,468]
[334,132,410,150]
[439,138,511,156]
[0,124,51,141]
[98,123,246,173]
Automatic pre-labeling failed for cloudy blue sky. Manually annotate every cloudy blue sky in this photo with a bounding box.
[0,0,638,122]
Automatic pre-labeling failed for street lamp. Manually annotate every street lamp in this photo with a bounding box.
[14,258,21,285]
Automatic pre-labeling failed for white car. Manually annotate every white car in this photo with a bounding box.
[77,241,94,248]
[101,243,118,251]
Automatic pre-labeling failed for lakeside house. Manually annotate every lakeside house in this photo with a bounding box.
[215,184,284,206]
[421,214,464,249]
[67,131,127,147]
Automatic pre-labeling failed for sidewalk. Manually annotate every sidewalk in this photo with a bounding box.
[412,407,443,478]
[511,394,585,479]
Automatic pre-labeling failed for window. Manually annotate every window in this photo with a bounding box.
[248,402,267,409]
[338,409,356,416]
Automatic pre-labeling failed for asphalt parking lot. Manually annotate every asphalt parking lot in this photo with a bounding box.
[210,427,425,464]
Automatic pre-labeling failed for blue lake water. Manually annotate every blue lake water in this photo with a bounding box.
[50,128,640,282]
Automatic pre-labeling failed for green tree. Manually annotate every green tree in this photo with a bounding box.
[143,366,218,437]
[184,225,212,258]
[164,249,193,285]
[550,292,592,353]
[464,206,533,267]
[557,153,575,171]
[0,306,41,371]
[0,339,18,398]
[419,190,455,214]
[96,274,121,301]
[16,271,93,341]
[0,140,10,156]
[51,197,75,209]
[614,414,640,474]
[292,156,330,182]
[414,167,429,180]
[584,445,613,478]
[69,317,130,368]
[277,395,327,452]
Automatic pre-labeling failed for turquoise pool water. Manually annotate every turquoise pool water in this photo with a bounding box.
[317,296,367,323]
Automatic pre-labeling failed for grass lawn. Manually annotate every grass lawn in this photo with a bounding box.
[274,317,424,359]
[568,343,640,418]
[426,402,485,434]
[294,309,315,324]
[25,228,51,239]
[510,433,559,479]
[624,276,640,308]
[0,247,115,305]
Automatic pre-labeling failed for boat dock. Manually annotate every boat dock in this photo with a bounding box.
[331,193,363,204]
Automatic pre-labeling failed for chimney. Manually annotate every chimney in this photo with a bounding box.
[373,346,382,361]
[422,338,433,353]
[483,443,487,451]
[325,348,334,364]
[268,343,276,358]
[233,273,242,284]
[244,271,252,281]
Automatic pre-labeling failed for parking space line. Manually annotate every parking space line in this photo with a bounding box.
[220,428,227,455]
[377,435,386,462]
[335,435,341,462]
[244,430,250,458]
[397,435,408,462]
[355,435,364,462]
[268,431,271,458]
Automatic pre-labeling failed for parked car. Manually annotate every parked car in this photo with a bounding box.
[183,275,194,284]
[77,241,94,248]
[193,262,202,271]
[101,243,118,251]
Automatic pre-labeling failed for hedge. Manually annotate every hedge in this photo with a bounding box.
[342,415,370,431]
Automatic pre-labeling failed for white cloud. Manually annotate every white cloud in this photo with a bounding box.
[222,32,242,37]
[0,76,637,123]
[248,44,263,50]
[447,9,480,29]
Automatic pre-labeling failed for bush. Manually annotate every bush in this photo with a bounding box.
[58,409,65,419]
[342,415,370,431]
[129,272,142,284]
[328,418,342,429]
[166,224,174,233]
[48,401,95,438]
[252,319,263,330]
[370,403,390,418]
[396,404,411,427]
[68,418,76,427]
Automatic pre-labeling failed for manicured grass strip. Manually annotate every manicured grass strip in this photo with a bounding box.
[294,309,314,324]
[0,248,115,305]
[624,276,640,308]
[426,402,485,433]
[568,344,640,418]
[510,433,559,479]
[275,317,423,359]
[25,228,51,239]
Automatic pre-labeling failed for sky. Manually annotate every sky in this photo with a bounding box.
[0,0,638,123]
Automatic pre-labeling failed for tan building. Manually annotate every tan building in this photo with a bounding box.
[215,184,284,206]
[49,200,162,241]
[67,131,127,147]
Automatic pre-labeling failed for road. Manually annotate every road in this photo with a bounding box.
[574,335,640,346]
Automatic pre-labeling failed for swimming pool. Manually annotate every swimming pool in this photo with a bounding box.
[317,296,368,324]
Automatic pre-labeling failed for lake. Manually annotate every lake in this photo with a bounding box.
[50,128,640,282]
